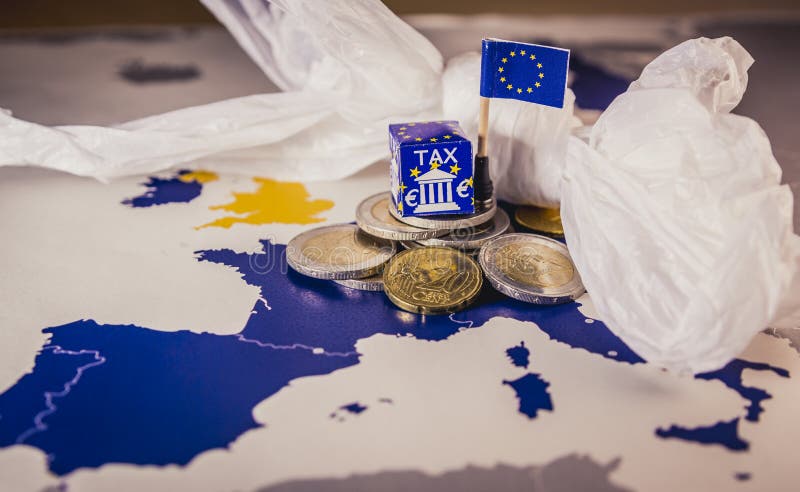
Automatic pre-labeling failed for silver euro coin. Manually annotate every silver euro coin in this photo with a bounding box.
[479,233,584,304]
[334,274,385,291]
[287,224,397,280]
[356,192,447,240]
[417,208,510,250]
[388,199,497,230]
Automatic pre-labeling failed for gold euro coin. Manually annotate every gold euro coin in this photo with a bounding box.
[514,206,564,238]
[383,246,483,314]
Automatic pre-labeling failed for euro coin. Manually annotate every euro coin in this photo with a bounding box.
[514,206,564,238]
[287,224,397,280]
[399,240,424,250]
[417,208,510,250]
[479,233,584,304]
[334,273,385,291]
[383,247,483,314]
[388,199,497,230]
[356,192,447,240]
[400,240,480,256]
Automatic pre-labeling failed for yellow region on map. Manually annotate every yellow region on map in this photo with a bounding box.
[178,170,219,184]
[198,177,333,229]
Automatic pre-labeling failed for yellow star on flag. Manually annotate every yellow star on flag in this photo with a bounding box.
[510,51,516,57]
[410,167,421,178]
[539,73,544,79]
[415,137,422,141]
[430,161,441,170]
[535,82,541,88]
[506,84,513,90]
[471,197,475,205]
[530,54,536,60]
[501,57,507,63]
[449,164,461,174]
[516,88,522,94]
[398,202,403,212]
[500,76,506,82]
[466,176,474,187]
[430,137,438,142]
[408,123,416,126]
[398,183,407,193]
[403,135,411,139]
[527,87,533,93]
[537,62,542,68]
[399,126,407,130]
[520,50,526,55]
[498,67,504,73]
[443,135,451,139]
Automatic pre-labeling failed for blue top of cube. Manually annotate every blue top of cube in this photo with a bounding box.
[388,121,469,146]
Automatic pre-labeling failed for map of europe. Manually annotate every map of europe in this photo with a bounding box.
[0,206,791,478]
[0,49,797,491]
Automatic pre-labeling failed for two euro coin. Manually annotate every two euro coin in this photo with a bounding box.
[287,224,396,280]
[479,233,584,304]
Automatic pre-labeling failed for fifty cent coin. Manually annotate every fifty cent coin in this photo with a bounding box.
[514,206,564,238]
[287,224,396,280]
[479,233,584,304]
[383,247,483,314]
[356,192,447,240]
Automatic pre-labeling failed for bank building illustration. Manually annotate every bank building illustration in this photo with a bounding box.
[413,167,460,213]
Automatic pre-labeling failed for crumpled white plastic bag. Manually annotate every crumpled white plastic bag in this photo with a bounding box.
[0,0,443,181]
[0,0,574,207]
[561,37,800,374]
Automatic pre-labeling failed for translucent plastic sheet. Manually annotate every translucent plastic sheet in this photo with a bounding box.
[0,0,443,181]
[561,37,800,373]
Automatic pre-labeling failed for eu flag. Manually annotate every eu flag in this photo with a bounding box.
[480,38,570,109]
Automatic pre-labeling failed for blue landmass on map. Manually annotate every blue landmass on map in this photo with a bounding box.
[0,347,100,447]
[197,243,473,353]
[122,170,203,208]
[503,373,553,419]
[656,418,749,452]
[698,359,789,422]
[0,232,792,474]
[0,320,357,475]
[506,342,530,369]
[341,402,367,415]
[652,358,789,452]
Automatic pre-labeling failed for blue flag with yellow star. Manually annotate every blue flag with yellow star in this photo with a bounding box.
[480,38,570,109]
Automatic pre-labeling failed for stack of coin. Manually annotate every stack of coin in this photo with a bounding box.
[286,192,584,314]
